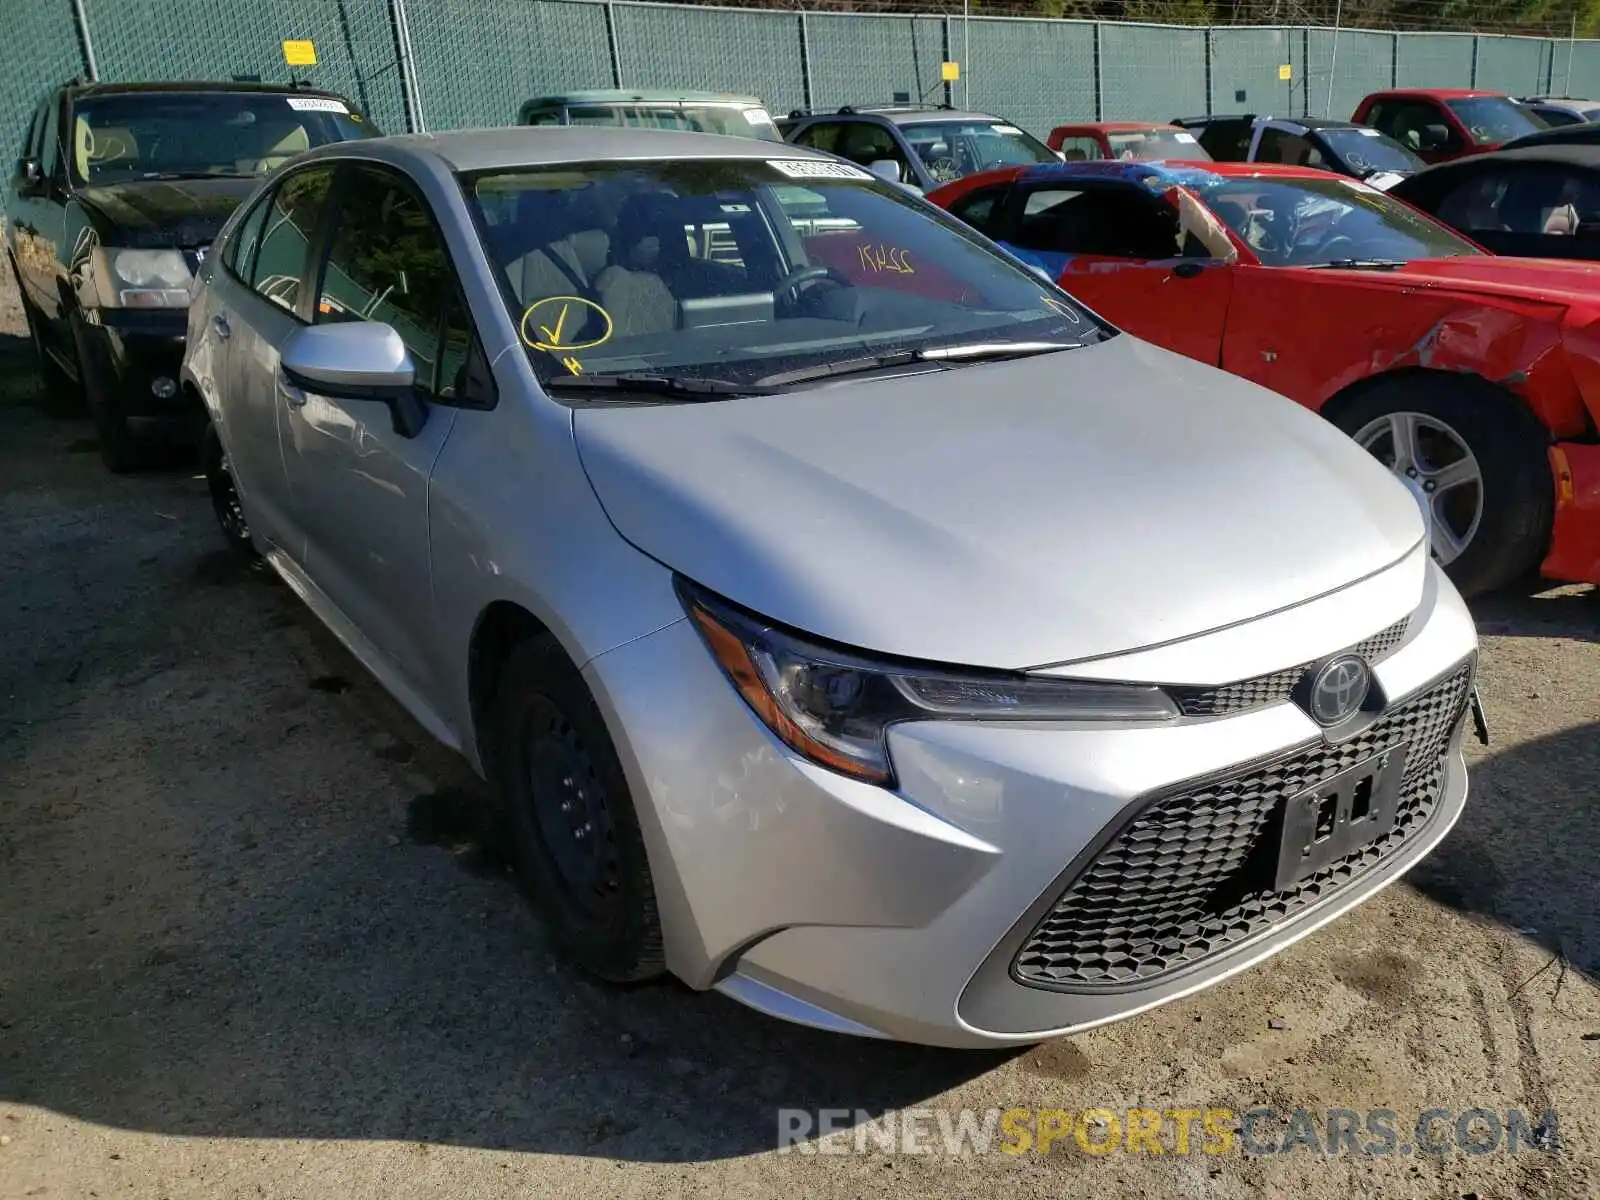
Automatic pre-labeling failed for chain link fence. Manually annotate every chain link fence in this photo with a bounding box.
[11,0,1600,202]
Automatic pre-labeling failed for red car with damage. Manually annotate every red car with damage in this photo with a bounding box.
[927,159,1600,596]
[1353,89,1547,164]
[1046,121,1211,162]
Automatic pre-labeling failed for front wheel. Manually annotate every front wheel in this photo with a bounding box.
[1330,375,1553,597]
[486,635,665,983]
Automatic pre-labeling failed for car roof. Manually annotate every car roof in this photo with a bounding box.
[1012,159,1327,187]
[521,89,764,107]
[1266,117,1364,131]
[1405,143,1600,174]
[64,79,352,101]
[1363,88,1503,100]
[1053,121,1178,132]
[300,126,828,174]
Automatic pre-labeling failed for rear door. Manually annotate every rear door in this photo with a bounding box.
[217,163,337,560]
[993,179,1234,365]
[278,162,477,696]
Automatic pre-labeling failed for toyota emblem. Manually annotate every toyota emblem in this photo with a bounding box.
[1308,655,1371,726]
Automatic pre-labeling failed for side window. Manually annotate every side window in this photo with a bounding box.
[792,122,842,154]
[1386,102,1457,152]
[1535,106,1581,128]
[521,107,560,127]
[249,166,334,314]
[1256,129,1322,168]
[222,191,272,280]
[1013,186,1180,260]
[838,123,908,176]
[1435,170,1508,232]
[315,165,465,398]
[39,97,62,180]
[1482,166,1594,235]
[948,184,1007,234]
[1057,136,1101,162]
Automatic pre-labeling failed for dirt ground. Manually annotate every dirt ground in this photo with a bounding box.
[0,266,1596,1200]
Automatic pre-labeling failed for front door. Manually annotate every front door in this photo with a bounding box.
[278,163,470,698]
[214,164,337,559]
[996,179,1234,366]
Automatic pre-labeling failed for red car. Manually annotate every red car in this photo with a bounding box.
[1353,89,1546,164]
[928,160,1600,596]
[1046,121,1211,163]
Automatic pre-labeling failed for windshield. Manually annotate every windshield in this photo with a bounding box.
[565,103,782,142]
[1318,128,1424,175]
[68,91,373,184]
[468,159,1104,392]
[1445,96,1543,145]
[1198,175,1481,266]
[1107,128,1212,161]
[900,122,1057,185]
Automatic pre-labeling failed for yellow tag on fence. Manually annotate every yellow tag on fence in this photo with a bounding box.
[941,61,960,82]
[283,40,317,66]
[1278,63,1292,81]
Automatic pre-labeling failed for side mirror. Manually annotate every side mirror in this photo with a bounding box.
[12,156,42,196]
[279,321,428,438]
[867,158,903,184]
[1418,123,1452,151]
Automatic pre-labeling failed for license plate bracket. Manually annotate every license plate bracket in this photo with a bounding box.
[1274,745,1409,891]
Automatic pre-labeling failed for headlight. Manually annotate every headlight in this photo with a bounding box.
[679,580,1178,786]
[93,247,192,307]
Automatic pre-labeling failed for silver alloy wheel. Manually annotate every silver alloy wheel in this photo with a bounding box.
[1353,410,1483,565]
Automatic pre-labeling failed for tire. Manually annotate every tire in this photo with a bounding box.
[200,420,256,557]
[16,285,82,412]
[486,635,665,983]
[1329,375,1553,598]
[69,308,140,474]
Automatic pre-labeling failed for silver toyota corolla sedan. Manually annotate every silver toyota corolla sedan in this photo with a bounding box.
[181,127,1480,1048]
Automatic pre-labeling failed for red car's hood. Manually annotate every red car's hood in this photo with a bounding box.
[1334,256,1600,307]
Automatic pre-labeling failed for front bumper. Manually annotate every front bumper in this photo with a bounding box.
[582,554,1478,1048]
[1543,441,1600,586]
[80,307,191,419]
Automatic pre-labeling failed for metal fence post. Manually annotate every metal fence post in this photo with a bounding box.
[1469,35,1478,89]
[1390,32,1399,88]
[798,10,812,112]
[70,0,99,81]
[941,16,953,107]
[1092,21,1102,121]
[1203,27,1213,116]
[387,0,425,133]
[604,2,624,89]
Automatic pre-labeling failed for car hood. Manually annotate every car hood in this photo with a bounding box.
[79,177,259,248]
[572,337,1424,670]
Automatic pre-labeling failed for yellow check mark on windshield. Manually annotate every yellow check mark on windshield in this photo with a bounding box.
[538,303,570,349]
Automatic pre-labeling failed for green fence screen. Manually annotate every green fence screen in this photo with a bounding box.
[10,0,1600,208]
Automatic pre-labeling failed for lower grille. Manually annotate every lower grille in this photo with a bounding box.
[1169,617,1410,718]
[1012,659,1473,991]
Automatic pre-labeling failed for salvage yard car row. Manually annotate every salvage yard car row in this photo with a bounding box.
[0,69,1594,1050]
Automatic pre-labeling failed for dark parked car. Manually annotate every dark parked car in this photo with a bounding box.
[1173,114,1422,189]
[1518,96,1600,128]
[1502,120,1600,150]
[5,80,376,470]
[1391,145,1600,260]
[778,104,1057,192]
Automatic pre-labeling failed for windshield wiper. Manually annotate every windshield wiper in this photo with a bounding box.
[751,341,1079,389]
[917,340,1081,361]
[542,372,761,399]
[136,170,257,181]
[1309,258,1410,270]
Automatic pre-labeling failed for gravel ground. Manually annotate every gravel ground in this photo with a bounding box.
[0,268,1597,1199]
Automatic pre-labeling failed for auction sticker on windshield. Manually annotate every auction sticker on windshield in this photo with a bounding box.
[286,96,349,113]
[769,159,873,181]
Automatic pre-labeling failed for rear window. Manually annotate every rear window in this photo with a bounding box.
[1106,128,1212,161]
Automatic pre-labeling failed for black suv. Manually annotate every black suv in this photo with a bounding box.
[778,105,1057,192]
[6,80,377,470]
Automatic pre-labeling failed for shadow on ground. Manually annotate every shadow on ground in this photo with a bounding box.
[1410,718,1600,985]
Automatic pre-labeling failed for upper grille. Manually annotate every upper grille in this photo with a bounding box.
[1012,659,1472,992]
[1169,618,1410,718]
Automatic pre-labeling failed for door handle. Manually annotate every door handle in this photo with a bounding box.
[276,373,307,409]
[211,314,231,340]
